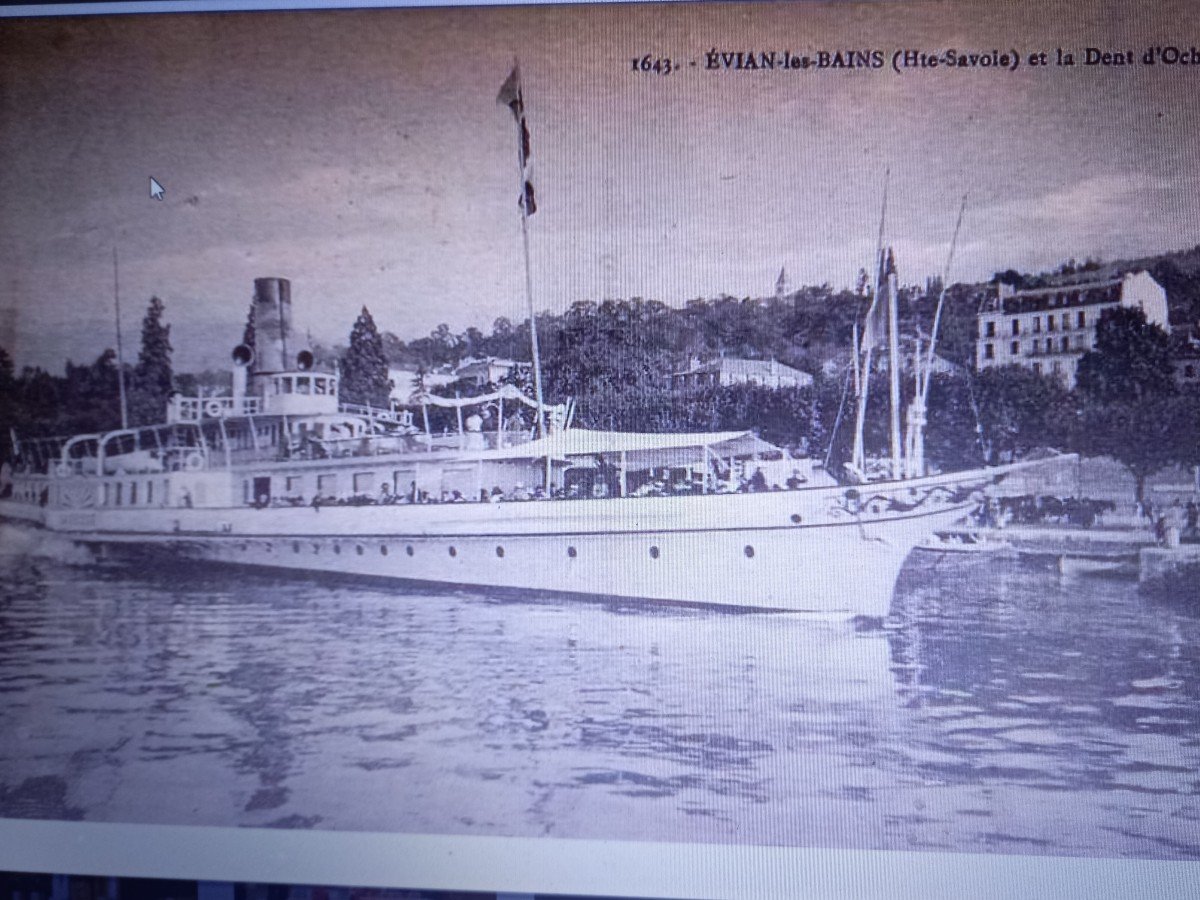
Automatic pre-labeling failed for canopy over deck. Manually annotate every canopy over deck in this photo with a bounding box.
[463,428,781,468]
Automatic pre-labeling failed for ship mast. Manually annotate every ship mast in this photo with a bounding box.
[113,246,129,430]
[886,247,902,480]
[498,61,547,444]
[850,170,890,477]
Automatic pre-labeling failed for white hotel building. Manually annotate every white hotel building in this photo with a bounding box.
[975,270,1168,388]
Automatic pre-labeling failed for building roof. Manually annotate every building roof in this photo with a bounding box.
[984,270,1156,315]
[673,357,809,380]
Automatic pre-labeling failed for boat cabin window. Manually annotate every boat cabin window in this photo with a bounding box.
[297,377,311,395]
[314,376,328,395]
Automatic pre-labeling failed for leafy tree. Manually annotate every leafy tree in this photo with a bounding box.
[1074,307,1181,502]
[61,350,123,435]
[340,306,390,408]
[1076,307,1175,404]
[129,296,173,427]
[0,348,16,461]
[924,372,985,471]
[972,366,1074,464]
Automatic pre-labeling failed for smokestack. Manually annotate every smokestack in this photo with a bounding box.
[251,277,293,374]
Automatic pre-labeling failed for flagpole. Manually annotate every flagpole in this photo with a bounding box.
[501,62,547,445]
[517,176,546,442]
[113,246,129,430]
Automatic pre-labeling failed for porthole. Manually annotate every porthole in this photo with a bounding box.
[744,545,755,558]
[495,546,505,558]
[293,541,300,554]
[790,513,802,524]
[449,546,457,557]
[649,545,660,559]
[334,544,341,555]
[406,545,414,556]
[380,544,388,556]
[356,544,364,556]
[567,546,577,558]
[312,543,320,554]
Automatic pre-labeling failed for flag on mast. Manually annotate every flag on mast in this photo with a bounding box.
[497,63,536,215]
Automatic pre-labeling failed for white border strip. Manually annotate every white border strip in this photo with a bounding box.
[1,820,1198,899]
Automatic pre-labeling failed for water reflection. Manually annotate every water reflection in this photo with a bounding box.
[0,529,1198,857]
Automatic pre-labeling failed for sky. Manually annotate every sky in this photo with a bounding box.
[2,0,1199,372]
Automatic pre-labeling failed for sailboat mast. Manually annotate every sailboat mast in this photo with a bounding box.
[113,247,129,430]
[886,249,902,480]
[851,169,890,475]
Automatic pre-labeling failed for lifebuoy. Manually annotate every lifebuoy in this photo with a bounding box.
[184,452,205,471]
[205,400,224,418]
[55,462,73,478]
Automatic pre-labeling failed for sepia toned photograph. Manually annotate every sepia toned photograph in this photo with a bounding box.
[2,0,1200,877]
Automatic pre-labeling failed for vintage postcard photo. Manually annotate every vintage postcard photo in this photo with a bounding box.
[2,0,1200,875]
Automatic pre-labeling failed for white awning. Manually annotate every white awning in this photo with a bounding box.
[462,428,781,465]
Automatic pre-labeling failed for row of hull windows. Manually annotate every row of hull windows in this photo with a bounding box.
[983,311,1089,338]
[237,541,762,560]
[981,336,1087,359]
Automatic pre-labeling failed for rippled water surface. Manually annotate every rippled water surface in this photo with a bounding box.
[2,526,1199,858]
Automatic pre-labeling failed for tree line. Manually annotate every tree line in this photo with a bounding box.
[7,243,1200,502]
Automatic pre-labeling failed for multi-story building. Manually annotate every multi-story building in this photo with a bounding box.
[975,270,1168,388]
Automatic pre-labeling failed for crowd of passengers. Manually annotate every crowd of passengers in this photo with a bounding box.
[251,463,813,509]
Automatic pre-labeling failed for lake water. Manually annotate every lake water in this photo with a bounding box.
[1,524,1199,859]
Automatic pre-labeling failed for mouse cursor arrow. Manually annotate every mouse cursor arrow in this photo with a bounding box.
[149,177,165,201]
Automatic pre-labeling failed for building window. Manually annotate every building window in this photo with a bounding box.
[1032,362,1042,374]
[985,321,996,337]
[1061,336,1070,352]
[1062,313,1070,330]
[1078,311,1086,328]
[1011,319,1020,336]
[1010,341,1020,355]
[984,343,995,360]
[1033,317,1041,333]
[1045,338,1053,353]
[1048,316,1056,332]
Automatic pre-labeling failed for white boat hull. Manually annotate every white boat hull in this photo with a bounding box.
[3,471,993,616]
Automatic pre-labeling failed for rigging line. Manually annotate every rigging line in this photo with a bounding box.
[921,193,968,405]
[823,359,856,474]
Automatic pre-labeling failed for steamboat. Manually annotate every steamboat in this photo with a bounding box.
[0,270,1021,618]
[0,73,1039,616]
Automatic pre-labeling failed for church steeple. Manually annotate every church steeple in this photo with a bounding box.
[775,266,791,298]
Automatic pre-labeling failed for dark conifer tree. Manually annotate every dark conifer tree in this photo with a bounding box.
[340,306,390,408]
[129,296,173,426]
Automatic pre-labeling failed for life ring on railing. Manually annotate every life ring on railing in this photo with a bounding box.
[184,452,205,471]
[55,462,73,478]
[205,400,224,418]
